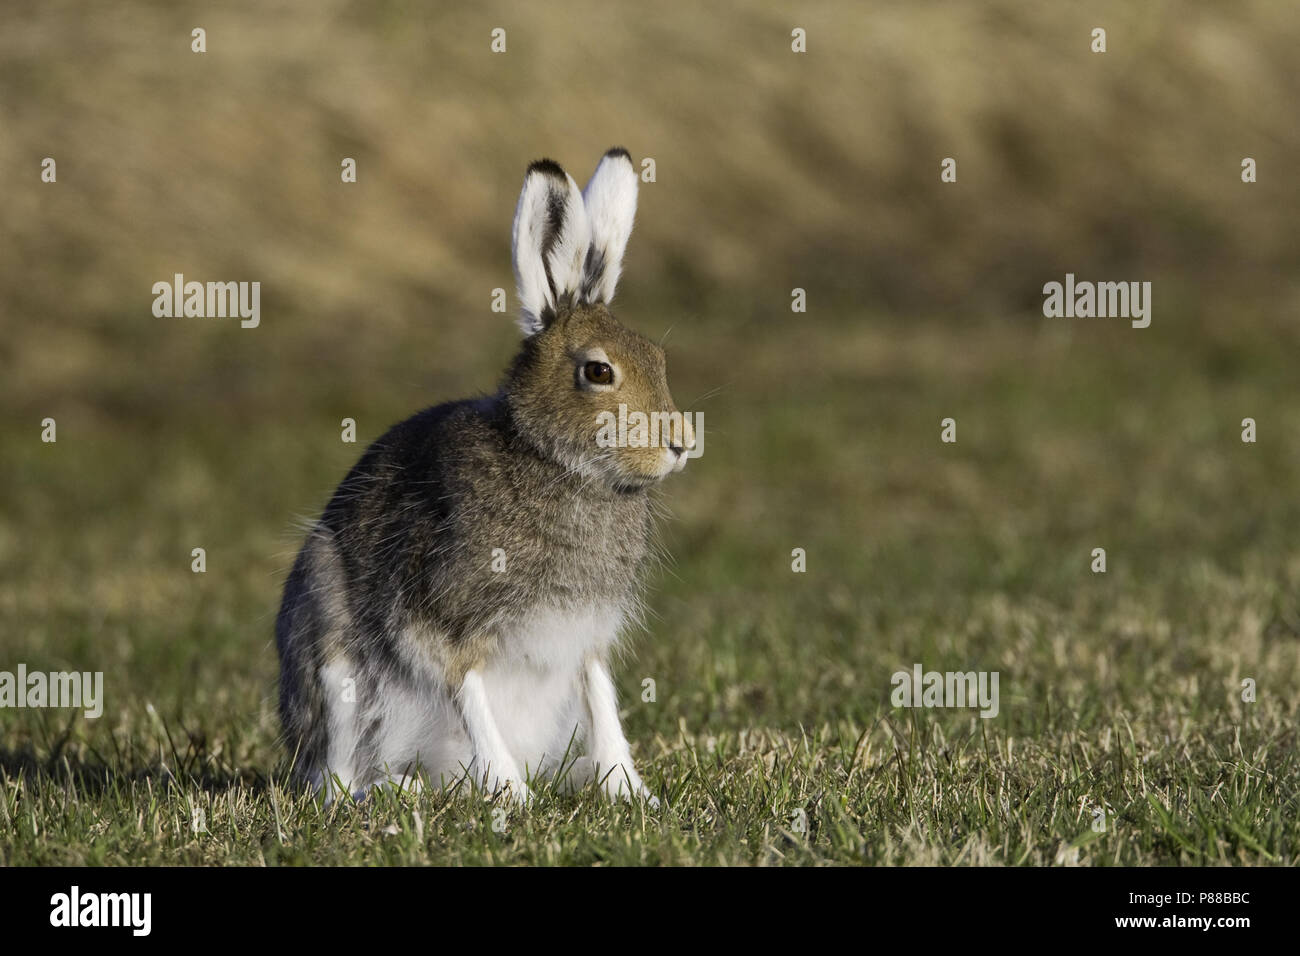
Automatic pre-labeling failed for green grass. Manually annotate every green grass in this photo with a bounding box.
[3,311,1298,866]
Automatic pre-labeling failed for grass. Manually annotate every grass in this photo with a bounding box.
[3,313,1298,865]
[2,0,1299,865]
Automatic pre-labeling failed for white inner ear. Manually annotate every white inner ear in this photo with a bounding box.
[511,166,591,335]
[580,152,639,305]
[545,173,592,306]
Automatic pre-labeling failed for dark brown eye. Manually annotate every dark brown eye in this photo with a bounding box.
[583,361,613,385]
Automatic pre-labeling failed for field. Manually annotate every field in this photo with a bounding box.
[1,1,1298,865]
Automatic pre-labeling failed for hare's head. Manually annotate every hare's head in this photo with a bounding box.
[503,149,693,492]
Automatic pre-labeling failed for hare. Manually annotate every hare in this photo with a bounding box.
[275,148,692,806]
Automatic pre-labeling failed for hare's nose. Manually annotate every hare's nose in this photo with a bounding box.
[669,444,685,458]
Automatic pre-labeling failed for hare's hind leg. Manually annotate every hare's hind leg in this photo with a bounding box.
[359,669,449,798]
[315,656,453,802]
[310,654,375,802]
[280,528,434,802]
[277,528,366,801]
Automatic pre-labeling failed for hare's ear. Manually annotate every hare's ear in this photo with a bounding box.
[579,148,638,306]
[511,160,592,335]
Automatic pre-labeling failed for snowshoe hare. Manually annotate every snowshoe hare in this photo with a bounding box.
[276,148,692,806]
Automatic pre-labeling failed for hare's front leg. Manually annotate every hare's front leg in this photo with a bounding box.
[457,669,532,804]
[582,655,659,807]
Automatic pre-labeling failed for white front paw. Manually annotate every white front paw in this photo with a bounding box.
[598,764,659,808]
[472,761,532,806]
[500,780,534,807]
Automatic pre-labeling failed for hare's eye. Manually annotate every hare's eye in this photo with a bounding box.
[583,361,614,385]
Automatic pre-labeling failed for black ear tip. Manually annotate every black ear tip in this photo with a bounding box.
[527,158,567,179]
[604,147,632,162]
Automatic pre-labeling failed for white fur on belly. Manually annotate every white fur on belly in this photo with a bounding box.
[477,601,624,776]
[372,601,625,788]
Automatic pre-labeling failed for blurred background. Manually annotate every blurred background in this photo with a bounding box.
[2,0,1298,799]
